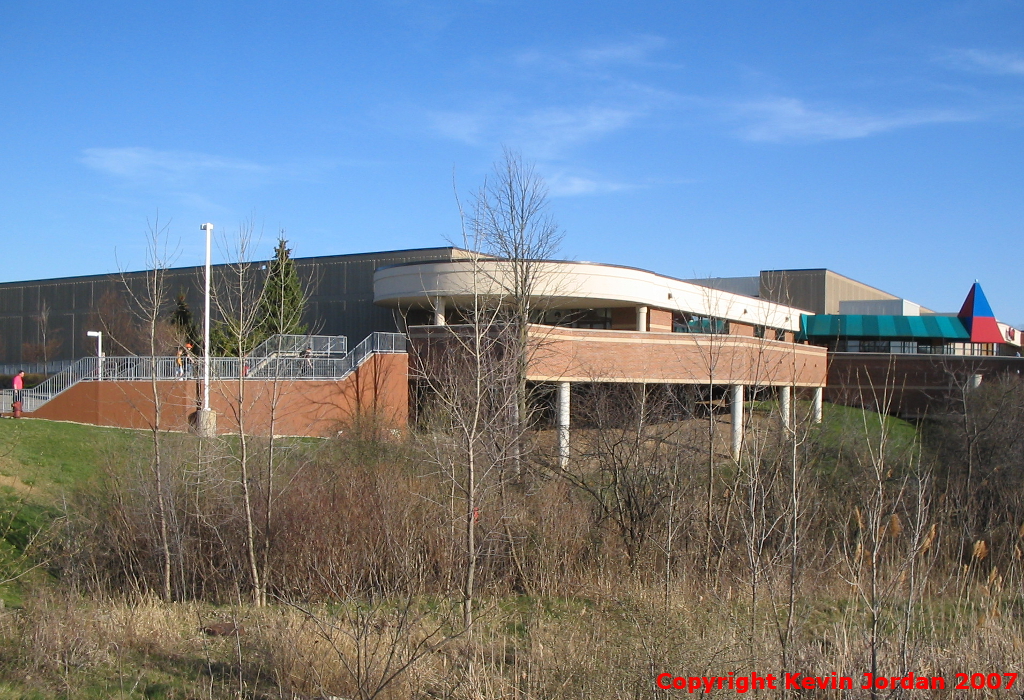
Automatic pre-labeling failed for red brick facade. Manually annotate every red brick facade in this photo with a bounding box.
[409,324,826,387]
[30,353,408,437]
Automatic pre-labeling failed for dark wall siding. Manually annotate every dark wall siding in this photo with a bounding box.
[0,247,458,363]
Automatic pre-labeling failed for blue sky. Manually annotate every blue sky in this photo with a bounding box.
[1,1,1022,323]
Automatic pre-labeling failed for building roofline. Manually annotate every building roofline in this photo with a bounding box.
[379,256,773,302]
[0,245,466,288]
[763,268,902,301]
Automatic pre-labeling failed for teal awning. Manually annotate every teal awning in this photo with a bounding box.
[800,314,970,340]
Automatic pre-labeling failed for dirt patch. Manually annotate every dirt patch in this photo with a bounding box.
[0,473,42,497]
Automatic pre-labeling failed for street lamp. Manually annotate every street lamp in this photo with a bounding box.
[198,223,217,436]
[86,330,103,380]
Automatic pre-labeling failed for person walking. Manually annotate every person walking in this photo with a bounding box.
[11,370,25,418]
[302,346,313,376]
[184,342,195,378]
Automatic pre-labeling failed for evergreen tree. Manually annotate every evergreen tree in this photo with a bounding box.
[256,236,308,343]
[170,293,199,347]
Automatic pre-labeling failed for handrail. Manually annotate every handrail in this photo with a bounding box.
[249,333,348,358]
[0,332,406,414]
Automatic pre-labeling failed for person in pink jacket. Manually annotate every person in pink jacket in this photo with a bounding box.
[11,370,24,404]
[11,370,25,417]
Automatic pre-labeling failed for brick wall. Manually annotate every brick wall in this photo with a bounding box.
[648,308,672,332]
[409,325,826,387]
[30,353,408,437]
[526,326,826,386]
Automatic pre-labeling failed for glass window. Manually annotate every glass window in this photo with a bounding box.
[673,312,728,334]
[537,308,612,329]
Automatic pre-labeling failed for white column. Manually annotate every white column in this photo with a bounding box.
[557,381,571,469]
[779,385,791,430]
[812,386,823,424]
[198,223,217,438]
[433,297,447,326]
[637,305,648,332]
[202,224,212,412]
[731,384,744,460]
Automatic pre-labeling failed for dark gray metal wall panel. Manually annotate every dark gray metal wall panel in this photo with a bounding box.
[0,246,458,363]
[0,286,24,314]
[0,317,22,362]
[760,270,827,314]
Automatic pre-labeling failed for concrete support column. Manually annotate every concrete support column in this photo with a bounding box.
[812,386,823,424]
[196,409,217,438]
[557,381,571,469]
[637,305,648,332]
[730,384,744,461]
[433,297,447,326]
[779,385,792,430]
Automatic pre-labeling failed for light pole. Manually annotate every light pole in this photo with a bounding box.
[198,223,217,436]
[86,331,103,380]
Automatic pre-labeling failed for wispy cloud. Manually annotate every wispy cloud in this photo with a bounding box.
[429,110,489,146]
[575,36,668,66]
[946,49,1024,75]
[545,171,632,197]
[430,104,642,157]
[514,106,639,154]
[428,36,677,157]
[735,98,971,142]
[81,147,272,186]
[516,35,672,71]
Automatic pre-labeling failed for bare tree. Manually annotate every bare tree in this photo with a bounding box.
[118,215,179,601]
[839,377,932,698]
[258,232,311,608]
[554,382,688,572]
[22,299,63,364]
[212,217,270,605]
[472,147,563,476]
[413,283,520,631]
[410,151,565,631]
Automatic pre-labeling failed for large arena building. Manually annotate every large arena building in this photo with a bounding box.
[1,247,1021,438]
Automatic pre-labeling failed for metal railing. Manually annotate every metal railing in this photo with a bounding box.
[0,360,76,376]
[0,333,406,414]
[249,334,348,358]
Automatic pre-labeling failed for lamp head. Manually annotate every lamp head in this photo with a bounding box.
[200,223,214,232]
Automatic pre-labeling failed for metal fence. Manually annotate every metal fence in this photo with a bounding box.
[0,332,406,414]
[0,360,76,376]
[249,334,348,358]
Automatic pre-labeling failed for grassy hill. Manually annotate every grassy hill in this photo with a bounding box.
[0,419,140,503]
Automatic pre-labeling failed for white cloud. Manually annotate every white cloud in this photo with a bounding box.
[428,111,488,145]
[947,49,1024,75]
[735,98,971,142]
[516,35,671,72]
[429,104,642,157]
[81,147,271,185]
[545,172,632,197]
[515,106,639,154]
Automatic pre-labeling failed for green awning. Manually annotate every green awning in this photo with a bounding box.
[800,314,970,340]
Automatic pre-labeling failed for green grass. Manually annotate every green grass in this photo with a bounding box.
[0,419,144,606]
[0,419,141,503]
[813,402,919,455]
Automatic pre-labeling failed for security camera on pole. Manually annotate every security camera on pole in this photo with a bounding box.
[196,223,217,437]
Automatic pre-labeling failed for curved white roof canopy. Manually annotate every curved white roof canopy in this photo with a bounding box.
[374,259,805,332]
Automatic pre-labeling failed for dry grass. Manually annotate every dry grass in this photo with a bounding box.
[2,573,1024,698]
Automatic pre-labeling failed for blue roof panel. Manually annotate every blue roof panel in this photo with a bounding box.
[801,314,970,340]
